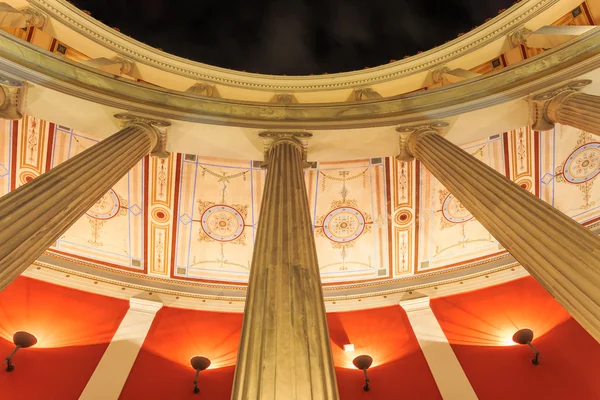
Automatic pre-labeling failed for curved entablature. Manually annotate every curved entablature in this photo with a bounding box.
[27,0,559,87]
[0,26,599,131]
[0,0,588,103]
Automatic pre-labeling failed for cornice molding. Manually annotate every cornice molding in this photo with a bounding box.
[24,260,529,313]
[1,26,599,129]
[27,0,558,91]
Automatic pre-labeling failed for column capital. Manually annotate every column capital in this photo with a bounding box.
[258,131,312,168]
[395,122,448,162]
[0,74,24,120]
[114,113,170,158]
[399,296,431,312]
[531,79,591,130]
[508,26,533,47]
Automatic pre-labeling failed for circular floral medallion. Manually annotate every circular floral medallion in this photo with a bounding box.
[201,205,245,242]
[442,194,473,224]
[562,142,600,184]
[323,207,366,243]
[86,189,120,220]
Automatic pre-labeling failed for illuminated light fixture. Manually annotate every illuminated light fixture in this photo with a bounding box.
[190,356,211,394]
[343,344,355,352]
[5,331,37,372]
[512,328,540,365]
[353,354,373,392]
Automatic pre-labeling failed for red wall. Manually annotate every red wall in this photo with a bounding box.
[431,276,600,400]
[328,306,442,400]
[119,306,244,400]
[0,276,129,399]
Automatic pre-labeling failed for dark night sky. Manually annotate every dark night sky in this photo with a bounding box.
[71,0,516,75]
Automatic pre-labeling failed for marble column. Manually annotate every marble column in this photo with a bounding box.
[79,297,163,400]
[397,123,600,342]
[400,297,477,400]
[532,79,600,135]
[232,133,338,400]
[0,115,167,291]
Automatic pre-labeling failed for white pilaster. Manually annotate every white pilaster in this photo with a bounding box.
[79,297,163,400]
[400,297,478,400]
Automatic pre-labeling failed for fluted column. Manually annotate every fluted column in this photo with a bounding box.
[532,79,600,135]
[397,123,600,342]
[0,116,166,291]
[232,133,338,400]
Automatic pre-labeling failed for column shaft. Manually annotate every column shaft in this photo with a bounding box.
[0,123,157,291]
[408,130,600,341]
[232,137,338,400]
[400,298,477,400]
[79,298,163,400]
[549,92,600,135]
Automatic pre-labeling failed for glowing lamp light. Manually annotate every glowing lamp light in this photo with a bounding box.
[352,354,373,392]
[343,344,355,352]
[190,356,211,394]
[5,331,37,372]
[512,328,540,365]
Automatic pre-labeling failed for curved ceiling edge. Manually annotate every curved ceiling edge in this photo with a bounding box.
[30,0,558,91]
[26,259,529,312]
[1,28,599,129]
[37,251,517,298]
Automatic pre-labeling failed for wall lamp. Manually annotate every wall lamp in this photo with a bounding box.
[353,354,373,392]
[5,331,37,372]
[190,356,211,394]
[512,328,540,365]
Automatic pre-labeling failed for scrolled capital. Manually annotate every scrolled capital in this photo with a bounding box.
[114,113,171,158]
[396,122,448,162]
[531,79,591,131]
[258,131,312,168]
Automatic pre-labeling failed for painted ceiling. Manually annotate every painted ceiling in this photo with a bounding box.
[1,117,599,288]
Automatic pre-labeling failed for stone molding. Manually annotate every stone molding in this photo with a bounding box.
[185,82,220,98]
[0,74,24,120]
[21,7,46,28]
[430,66,450,84]
[270,93,297,104]
[530,79,591,130]
[508,26,533,47]
[399,296,431,312]
[28,0,558,91]
[114,113,170,158]
[347,87,383,101]
[129,297,163,314]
